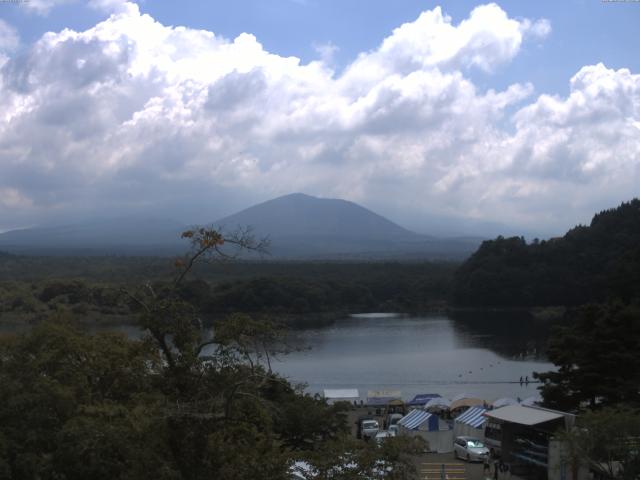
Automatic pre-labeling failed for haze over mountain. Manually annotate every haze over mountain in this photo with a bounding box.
[0,193,482,259]
[215,193,481,259]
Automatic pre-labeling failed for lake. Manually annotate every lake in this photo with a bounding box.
[271,311,554,402]
[1,310,554,403]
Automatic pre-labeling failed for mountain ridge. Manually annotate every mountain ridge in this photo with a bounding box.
[0,193,481,259]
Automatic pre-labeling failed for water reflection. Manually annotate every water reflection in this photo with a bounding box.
[272,312,554,401]
[449,310,551,360]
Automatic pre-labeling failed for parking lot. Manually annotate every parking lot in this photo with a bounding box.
[416,452,488,480]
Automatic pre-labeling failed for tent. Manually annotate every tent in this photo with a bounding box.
[366,390,402,407]
[519,395,542,407]
[397,409,453,453]
[450,397,484,412]
[407,393,441,407]
[323,389,360,405]
[453,406,487,439]
[492,397,518,409]
[424,397,451,412]
[398,409,438,431]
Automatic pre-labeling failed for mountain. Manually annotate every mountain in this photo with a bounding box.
[0,217,186,256]
[215,193,420,240]
[452,198,640,307]
[0,194,482,259]
[214,193,480,259]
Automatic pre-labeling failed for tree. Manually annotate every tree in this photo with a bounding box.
[534,303,640,411]
[0,226,423,479]
[556,408,640,480]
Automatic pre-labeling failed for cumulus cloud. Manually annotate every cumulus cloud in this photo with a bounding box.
[0,2,637,234]
[0,20,19,53]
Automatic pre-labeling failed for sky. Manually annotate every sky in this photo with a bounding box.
[0,0,639,237]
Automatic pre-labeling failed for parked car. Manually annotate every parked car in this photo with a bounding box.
[385,413,403,429]
[374,430,395,444]
[453,436,490,462]
[360,419,380,440]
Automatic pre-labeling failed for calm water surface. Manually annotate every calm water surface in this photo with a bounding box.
[272,312,554,402]
[1,311,553,402]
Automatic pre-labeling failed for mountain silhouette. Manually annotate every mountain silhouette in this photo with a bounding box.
[214,193,479,259]
[0,194,481,259]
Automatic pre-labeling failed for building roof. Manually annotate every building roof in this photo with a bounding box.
[323,389,359,399]
[398,409,433,430]
[484,405,564,426]
[455,406,487,428]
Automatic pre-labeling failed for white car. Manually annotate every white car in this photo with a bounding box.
[374,430,395,444]
[360,419,380,439]
[453,436,490,462]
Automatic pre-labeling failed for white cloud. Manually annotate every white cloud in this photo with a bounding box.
[0,20,19,53]
[0,2,637,234]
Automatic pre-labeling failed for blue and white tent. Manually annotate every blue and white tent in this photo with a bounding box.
[397,409,453,453]
[398,409,438,431]
[453,406,487,439]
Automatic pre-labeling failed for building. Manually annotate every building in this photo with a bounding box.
[483,405,578,480]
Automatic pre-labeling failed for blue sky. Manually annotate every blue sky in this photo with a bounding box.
[0,0,639,236]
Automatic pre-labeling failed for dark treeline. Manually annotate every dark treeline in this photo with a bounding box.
[0,259,456,325]
[452,199,640,307]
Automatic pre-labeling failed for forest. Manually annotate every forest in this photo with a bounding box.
[452,199,640,307]
[0,257,454,328]
[0,228,427,479]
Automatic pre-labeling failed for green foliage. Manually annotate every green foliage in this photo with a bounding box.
[0,227,422,479]
[557,407,640,480]
[534,304,640,411]
[0,260,455,329]
[453,199,640,307]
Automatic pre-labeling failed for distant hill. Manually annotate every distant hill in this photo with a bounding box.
[452,199,640,306]
[214,193,480,259]
[0,193,482,259]
[0,218,186,256]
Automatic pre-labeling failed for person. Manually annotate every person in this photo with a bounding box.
[498,459,506,478]
[483,457,491,475]
[493,460,499,480]
[519,376,523,386]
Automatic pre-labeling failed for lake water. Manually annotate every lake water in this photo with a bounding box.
[1,310,554,403]
[271,311,554,402]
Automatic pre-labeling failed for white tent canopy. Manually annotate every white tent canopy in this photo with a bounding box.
[519,395,542,407]
[323,389,360,404]
[424,397,451,411]
[492,397,518,408]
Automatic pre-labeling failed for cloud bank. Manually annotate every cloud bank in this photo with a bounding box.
[0,2,638,233]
